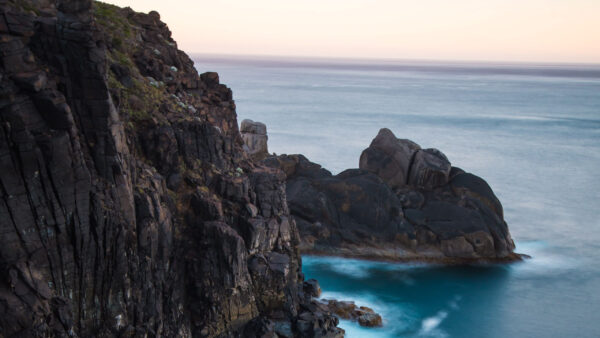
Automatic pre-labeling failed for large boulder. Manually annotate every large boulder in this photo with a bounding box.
[360,128,452,190]
[241,119,269,160]
[359,128,420,189]
[408,148,451,189]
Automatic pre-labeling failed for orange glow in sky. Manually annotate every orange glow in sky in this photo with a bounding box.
[102,0,600,63]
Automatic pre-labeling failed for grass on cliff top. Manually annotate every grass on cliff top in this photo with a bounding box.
[94,1,188,125]
[93,1,132,40]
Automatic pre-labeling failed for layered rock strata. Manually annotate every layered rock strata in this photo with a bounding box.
[265,128,518,262]
[0,1,342,336]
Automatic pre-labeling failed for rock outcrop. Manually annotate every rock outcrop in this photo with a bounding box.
[241,119,269,161]
[0,1,342,337]
[265,129,518,262]
[321,300,383,328]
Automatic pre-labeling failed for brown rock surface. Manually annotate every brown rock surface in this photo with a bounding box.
[322,299,383,327]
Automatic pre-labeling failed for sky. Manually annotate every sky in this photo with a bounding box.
[103,0,600,63]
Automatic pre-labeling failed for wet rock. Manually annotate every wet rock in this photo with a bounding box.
[358,312,383,327]
[322,299,383,328]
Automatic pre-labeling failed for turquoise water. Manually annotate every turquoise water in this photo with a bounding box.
[193,55,600,337]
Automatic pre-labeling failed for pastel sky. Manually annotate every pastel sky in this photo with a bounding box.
[103,0,600,63]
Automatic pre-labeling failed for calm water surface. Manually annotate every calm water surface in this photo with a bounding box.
[194,55,600,337]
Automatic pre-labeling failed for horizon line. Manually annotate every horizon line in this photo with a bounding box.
[189,52,600,68]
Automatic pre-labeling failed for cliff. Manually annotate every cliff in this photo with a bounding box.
[0,0,341,336]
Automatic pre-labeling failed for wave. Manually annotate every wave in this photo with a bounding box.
[302,255,421,280]
[512,240,583,276]
[419,310,449,336]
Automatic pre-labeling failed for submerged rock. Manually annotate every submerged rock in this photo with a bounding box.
[265,128,518,262]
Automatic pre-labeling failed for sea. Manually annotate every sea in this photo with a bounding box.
[193,55,600,338]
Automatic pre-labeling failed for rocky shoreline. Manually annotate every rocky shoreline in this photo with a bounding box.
[0,0,519,337]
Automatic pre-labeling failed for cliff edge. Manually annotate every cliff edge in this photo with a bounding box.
[0,0,341,336]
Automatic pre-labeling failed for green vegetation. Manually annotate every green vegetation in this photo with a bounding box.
[93,1,132,39]
[94,1,187,125]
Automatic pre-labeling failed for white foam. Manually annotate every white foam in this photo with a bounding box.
[511,240,583,276]
[303,255,418,279]
[419,311,448,335]
[319,291,385,316]
[328,259,372,278]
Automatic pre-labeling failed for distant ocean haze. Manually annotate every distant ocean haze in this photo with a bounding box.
[194,55,600,338]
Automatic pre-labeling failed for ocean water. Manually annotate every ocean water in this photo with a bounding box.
[193,55,600,337]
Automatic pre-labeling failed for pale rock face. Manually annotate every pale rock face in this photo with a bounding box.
[241,119,269,160]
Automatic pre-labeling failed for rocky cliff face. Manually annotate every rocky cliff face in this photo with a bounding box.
[0,0,341,336]
[265,128,518,263]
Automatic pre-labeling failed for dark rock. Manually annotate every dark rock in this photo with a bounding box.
[200,71,220,86]
[451,172,504,219]
[0,1,340,337]
[11,71,47,91]
[303,279,322,298]
[110,62,134,88]
[408,148,451,189]
[359,128,420,189]
[266,128,517,262]
[166,172,182,190]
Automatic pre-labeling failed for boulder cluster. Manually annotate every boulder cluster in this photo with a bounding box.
[264,128,518,262]
[322,300,383,328]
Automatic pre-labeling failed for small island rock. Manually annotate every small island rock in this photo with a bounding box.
[265,128,518,262]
